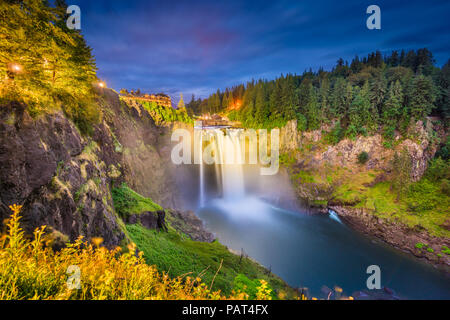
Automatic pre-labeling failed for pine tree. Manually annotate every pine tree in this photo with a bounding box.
[319,77,330,123]
[348,82,371,136]
[391,147,412,200]
[408,75,436,120]
[383,80,403,127]
[254,83,269,127]
[306,87,320,130]
[370,73,387,118]
[177,93,185,108]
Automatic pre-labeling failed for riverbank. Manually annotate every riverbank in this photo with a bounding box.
[277,119,449,271]
[329,205,450,272]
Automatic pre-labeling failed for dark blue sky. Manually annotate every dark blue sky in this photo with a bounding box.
[73,0,450,102]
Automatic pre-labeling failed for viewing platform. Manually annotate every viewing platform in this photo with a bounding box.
[195,115,241,128]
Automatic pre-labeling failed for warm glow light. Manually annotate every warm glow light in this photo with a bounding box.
[229,99,242,110]
[9,63,22,73]
[98,81,106,88]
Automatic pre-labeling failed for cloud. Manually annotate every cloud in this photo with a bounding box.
[73,0,450,100]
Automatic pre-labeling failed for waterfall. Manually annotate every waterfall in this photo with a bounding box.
[197,127,246,206]
[220,130,245,200]
[199,132,205,207]
[328,209,342,224]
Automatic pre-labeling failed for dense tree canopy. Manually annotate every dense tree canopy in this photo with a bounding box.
[0,0,98,133]
[188,49,448,138]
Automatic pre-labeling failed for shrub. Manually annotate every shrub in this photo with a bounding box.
[0,205,253,300]
[441,179,450,196]
[435,136,450,160]
[383,140,393,149]
[425,157,449,182]
[111,183,162,219]
[442,246,450,255]
[296,113,308,132]
[357,151,369,164]
[415,242,426,249]
[326,121,344,145]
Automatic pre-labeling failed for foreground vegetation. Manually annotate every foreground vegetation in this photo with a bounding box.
[0,205,276,300]
[110,183,295,298]
[126,224,292,299]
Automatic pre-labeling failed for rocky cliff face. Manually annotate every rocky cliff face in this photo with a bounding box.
[0,89,184,247]
[280,119,439,182]
[280,120,448,268]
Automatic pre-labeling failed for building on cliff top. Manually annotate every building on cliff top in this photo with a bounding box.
[120,92,172,107]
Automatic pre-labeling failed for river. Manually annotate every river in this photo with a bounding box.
[196,196,450,299]
[188,126,450,299]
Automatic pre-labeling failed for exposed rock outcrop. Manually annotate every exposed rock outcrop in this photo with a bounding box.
[0,89,187,247]
[166,210,215,242]
[0,102,124,247]
[126,209,214,242]
[279,120,299,152]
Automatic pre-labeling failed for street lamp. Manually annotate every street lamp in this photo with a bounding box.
[6,62,23,80]
[8,62,23,73]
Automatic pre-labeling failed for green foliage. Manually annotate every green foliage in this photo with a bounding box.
[233,274,259,299]
[279,153,296,166]
[408,75,436,120]
[442,246,450,255]
[382,81,404,128]
[0,0,99,134]
[140,101,192,125]
[425,157,450,182]
[111,183,162,219]
[415,243,426,249]
[406,179,441,212]
[323,162,449,237]
[0,205,255,300]
[189,49,446,141]
[233,274,275,300]
[296,113,307,131]
[325,121,344,145]
[348,82,375,133]
[435,136,450,160]
[391,148,412,199]
[383,140,393,149]
[441,179,450,196]
[357,151,369,164]
[126,224,289,297]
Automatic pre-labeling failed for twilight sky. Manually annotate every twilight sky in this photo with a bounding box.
[72,0,450,102]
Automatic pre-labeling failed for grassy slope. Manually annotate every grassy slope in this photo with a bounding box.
[112,184,295,298]
[112,183,163,219]
[284,152,450,239]
[333,171,449,238]
[126,224,293,298]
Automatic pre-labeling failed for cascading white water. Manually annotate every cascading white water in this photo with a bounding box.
[197,127,246,205]
[220,130,245,199]
[199,132,205,207]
